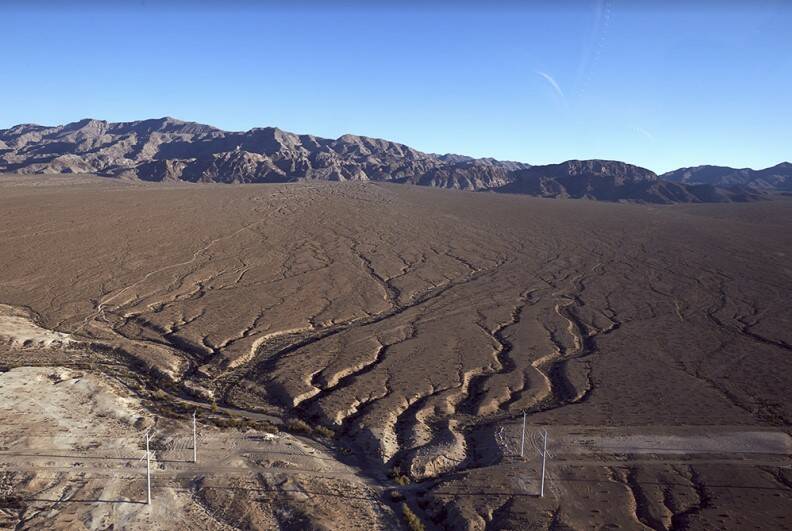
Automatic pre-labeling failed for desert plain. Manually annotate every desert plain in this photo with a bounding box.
[0,173,790,530]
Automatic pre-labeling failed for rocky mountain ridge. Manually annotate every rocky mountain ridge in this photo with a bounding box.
[662,162,792,192]
[0,117,773,203]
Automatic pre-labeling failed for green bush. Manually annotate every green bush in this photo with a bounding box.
[286,418,312,434]
[401,503,425,531]
[314,425,335,439]
[389,466,411,486]
[395,474,411,486]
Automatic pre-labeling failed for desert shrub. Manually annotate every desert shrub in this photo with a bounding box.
[258,423,279,434]
[388,489,404,502]
[394,474,411,486]
[286,418,312,434]
[389,466,411,486]
[249,420,278,433]
[228,417,244,428]
[314,425,335,439]
[401,503,425,531]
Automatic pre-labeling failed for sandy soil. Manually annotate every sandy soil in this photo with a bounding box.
[0,366,394,530]
[0,305,73,349]
[0,176,791,529]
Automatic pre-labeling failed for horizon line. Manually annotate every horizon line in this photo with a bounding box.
[1,115,788,176]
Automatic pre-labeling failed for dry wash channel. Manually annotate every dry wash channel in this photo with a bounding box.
[0,175,791,529]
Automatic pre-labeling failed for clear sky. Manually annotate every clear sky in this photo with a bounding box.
[2,1,790,173]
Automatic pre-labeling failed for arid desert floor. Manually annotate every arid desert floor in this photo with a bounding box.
[0,174,790,530]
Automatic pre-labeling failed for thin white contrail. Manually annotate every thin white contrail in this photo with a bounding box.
[536,71,565,100]
[575,0,615,98]
[633,126,655,141]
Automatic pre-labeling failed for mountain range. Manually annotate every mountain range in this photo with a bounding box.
[661,163,792,192]
[0,117,787,203]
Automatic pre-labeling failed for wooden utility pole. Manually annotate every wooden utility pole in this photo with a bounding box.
[145,431,151,505]
[193,411,197,464]
[540,429,548,498]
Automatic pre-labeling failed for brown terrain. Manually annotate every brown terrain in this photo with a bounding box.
[0,173,791,530]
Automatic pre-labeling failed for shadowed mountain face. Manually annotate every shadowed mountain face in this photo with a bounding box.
[0,117,768,203]
[499,160,758,203]
[662,163,792,192]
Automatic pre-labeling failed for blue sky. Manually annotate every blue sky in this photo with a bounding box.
[2,1,790,173]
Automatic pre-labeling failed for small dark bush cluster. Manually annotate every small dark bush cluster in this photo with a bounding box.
[388,466,411,486]
[286,418,312,434]
[314,425,335,439]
